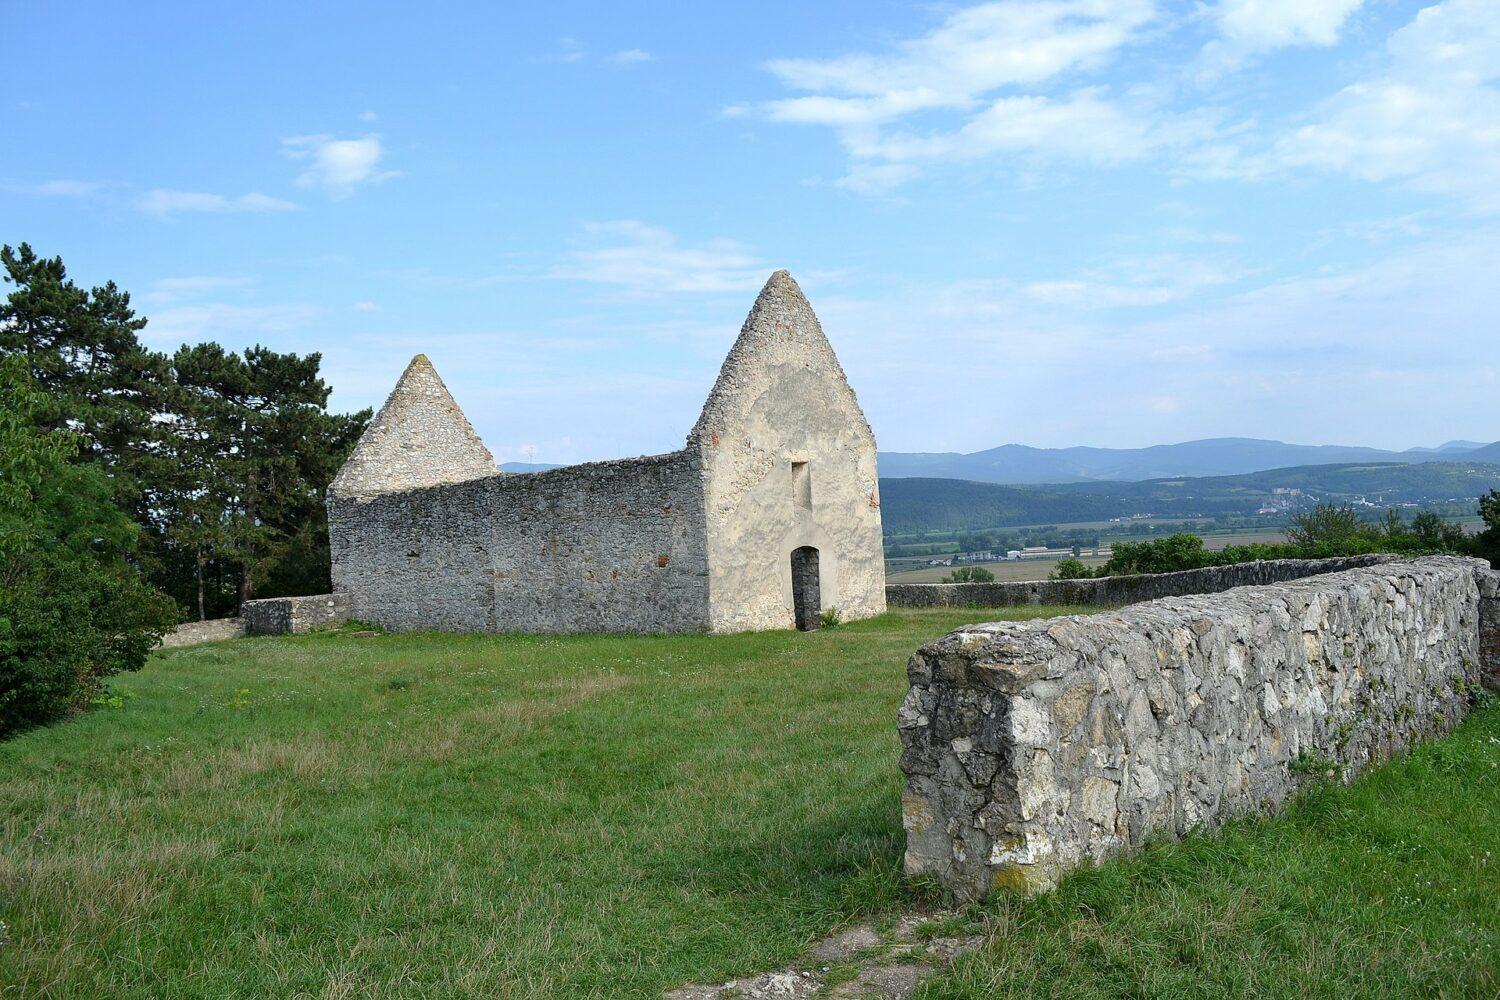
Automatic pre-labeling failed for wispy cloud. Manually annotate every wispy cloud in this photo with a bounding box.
[550,221,768,295]
[145,275,255,304]
[749,0,1500,215]
[609,49,654,65]
[762,0,1155,125]
[138,189,296,214]
[1264,0,1500,212]
[143,302,323,346]
[33,179,105,197]
[748,1,1173,189]
[1198,0,1370,78]
[283,134,399,198]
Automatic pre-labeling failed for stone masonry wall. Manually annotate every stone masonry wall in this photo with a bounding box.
[899,557,1489,900]
[1480,567,1500,691]
[242,594,352,636]
[158,617,245,648]
[886,555,1395,610]
[330,452,710,634]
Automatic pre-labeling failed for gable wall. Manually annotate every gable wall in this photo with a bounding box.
[695,343,885,633]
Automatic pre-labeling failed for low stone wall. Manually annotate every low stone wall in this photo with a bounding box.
[242,594,352,636]
[1481,569,1500,691]
[158,617,244,648]
[898,556,1493,900]
[886,554,1395,610]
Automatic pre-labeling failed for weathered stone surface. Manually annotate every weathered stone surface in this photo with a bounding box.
[886,554,1396,609]
[330,354,497,499]
[1479,566,1500,691]
[157,617,244,648]
[242,593,351,636]
[331,452,711,634]
[327,271,886,635]
[898,556,1490,900]
[691,270,886,632]
[665,911,982,1000]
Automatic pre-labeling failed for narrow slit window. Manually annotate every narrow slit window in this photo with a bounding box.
[792,461,812,510]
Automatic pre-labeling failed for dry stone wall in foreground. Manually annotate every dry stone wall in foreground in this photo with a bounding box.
[899,556,1498,900]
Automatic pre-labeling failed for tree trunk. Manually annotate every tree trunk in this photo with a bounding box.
[238,472,257,611]
[195,550,206,621]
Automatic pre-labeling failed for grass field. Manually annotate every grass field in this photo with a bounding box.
[886,557,1110,583]
[885,528,1291,583]
[2,612,1496,998]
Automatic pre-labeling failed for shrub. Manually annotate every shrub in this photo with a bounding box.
[942,566,995,583]
[1051,557,1096,580]
[0,359,175,737]
[818,606,842,629]
[1099,533,1217,576]
[1472,490,1500,569]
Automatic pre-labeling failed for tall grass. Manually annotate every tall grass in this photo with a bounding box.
[1,608,1494,998]
[0,608,1066,998]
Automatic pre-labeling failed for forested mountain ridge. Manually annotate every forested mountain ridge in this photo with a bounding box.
[879,461,1500,534]
[878,437,1499,484]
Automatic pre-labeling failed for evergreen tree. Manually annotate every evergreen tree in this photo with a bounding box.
[0,243,169,506]
[0,358,175,735]
[170,343,367,611]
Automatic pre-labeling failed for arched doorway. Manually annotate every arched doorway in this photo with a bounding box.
[791,546,821,631]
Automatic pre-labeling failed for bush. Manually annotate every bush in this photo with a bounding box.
[0,359,174,737]
[1472,491,1500,568]
[1099,533,1217,575]
[942,566,995,583]
[1050,557,1096,580]
[1089,504,1475,580]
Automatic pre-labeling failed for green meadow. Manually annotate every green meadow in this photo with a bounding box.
[1,609,1495,998]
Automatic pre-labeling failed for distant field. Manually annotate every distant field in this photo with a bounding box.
[1199,529,1288,548]
[887,556,1109,583]
[885,527,1291,583]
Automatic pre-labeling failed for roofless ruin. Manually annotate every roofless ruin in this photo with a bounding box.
[325,270,887,634]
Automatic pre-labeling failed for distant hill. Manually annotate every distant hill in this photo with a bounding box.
[877,437,1499,484]
[1461,442,1500,464]
[879,461,1500,535]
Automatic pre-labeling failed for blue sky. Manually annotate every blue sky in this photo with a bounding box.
[5,0,1497,463]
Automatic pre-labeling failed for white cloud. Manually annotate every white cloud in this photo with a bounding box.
[752,1,1170,188]
[145,275,255,304]
[283,134,398,198]
[142,302,323,347]
[1268,0,1500,211]
[609,49,654,65]
[1198,0,1368,78]
[763,0,1156,125]
[34,179,104,197]
[138,189,296,214]
[1022,252,1243,308]
[550,221,769,295]
[1215,0,1366,49]
[850,89,1159,167]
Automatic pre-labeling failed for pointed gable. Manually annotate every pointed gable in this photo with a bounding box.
[690,269,873,444]
[330,354,497,499]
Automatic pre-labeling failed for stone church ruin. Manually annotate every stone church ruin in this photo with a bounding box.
[324,270,886,634]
